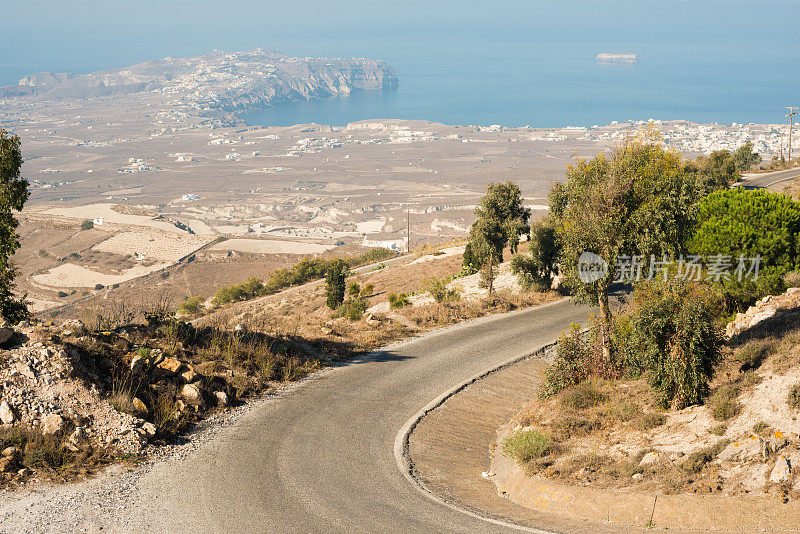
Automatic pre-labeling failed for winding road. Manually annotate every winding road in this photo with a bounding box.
[124,299,590,533]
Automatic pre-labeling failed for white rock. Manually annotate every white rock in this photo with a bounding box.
[214,390,228,407]
[42,413,64,435]
[129,355,145,374]
[640,451,664,465]
[632,473,643,480]
[181,383,203,406]
[718,435,762,463]
[0,401,15,424]
[140,422,157,439]
[770,455,792,484]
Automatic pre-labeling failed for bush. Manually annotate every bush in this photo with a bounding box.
[212,277,265,306]
[708,384,741,420]
[784,270,800,288]
[94,283,104,290]
[709,424,727,436]
[542,322,612,397]
[558,380,607,410]
[426,277,459,303]
[388,293,410,309]
[80,219,94,230]
[734,339,776,372]
[627,278,723,409]
[178,295,205,316]
[787,383,800,410]
[325,259,348,310]
[334,298,367,321]
[57,291,68,298]
[502,429,553,464]
[510,218,560,290]
[682,440,728,473]
[611,400,641,422]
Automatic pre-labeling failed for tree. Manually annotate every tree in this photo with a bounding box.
[463,181,531,292]
[511,217,560,290]
[325,259,348,310]
[0,130,30,322]
[552,136,699,367]
[686,142,762,194]
[689,188,800,310]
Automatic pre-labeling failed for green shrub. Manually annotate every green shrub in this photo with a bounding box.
[502,429,553,464]
[80,219,94,230]
[57,291,68,298]
[178,295,204,316]
[325,259,348,310]
[611,400,641,422]
[787,383,800,410]
[734,339,776,371]
[709,424,727,436]
[426,277,459,303]
[212,277,265,306]
[388,293,410,309]
[708,384,741,421]
[94,283,104,290]
[542,323,609,397]
[682,440,728,473]
[558,380,607,410]
[510,218,559,290]
[334,298,367,321]
[627,278,723,409]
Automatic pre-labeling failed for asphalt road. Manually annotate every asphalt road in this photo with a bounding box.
[131,298,591,533]
[737,166,800,189]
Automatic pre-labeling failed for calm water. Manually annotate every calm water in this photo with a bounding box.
[2,1,799,128]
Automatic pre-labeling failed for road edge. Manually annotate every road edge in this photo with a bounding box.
[393,298,571,534]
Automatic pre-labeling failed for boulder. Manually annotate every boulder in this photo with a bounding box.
[0,457,15,473]
[42,413,64,435]
[2,446,20,460]
[640,451,664,465]
[181,383,203,406]
[179,368,198,384]
[152,357,184,379]
[214,391,228,407]
[769,455,792,484]
[718,435,762,463]
[0,401,15,425]
[129,355,145,375]
[140,422,157,440]
[769,430,788,454]
[0,327,13,345]
[65,427,88,452]
[132,397,149,416]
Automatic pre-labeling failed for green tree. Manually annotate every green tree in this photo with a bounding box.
[686,142,762,193]
[463,181,531,293]
[627,278,723,409]
[552,137,699,366]
[689,188,800,310]
[0,130,30,322]
[511,217,560,290]
[325,259,348,310]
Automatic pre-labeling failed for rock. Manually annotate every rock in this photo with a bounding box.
[132,397,149,416]
[130,355,145,374]
[65,427,88,452]
[632,473,643,480]
[2,446,20,460]
[770,455,792,484]
[42,413,64,435]
[0,327,13,344]
[769,430,788,454]
[152,357,184,379]
[214,390,228,407]
[640,451,664,465]
[140,422,157,440]
[0,401,15,425]
[12,362,35,380]
[179,368,198,384]
[17,467,31,477]
[0,457,15,472]
[718,435,762,463]
[234,323,245,332]
[181,383,203,406]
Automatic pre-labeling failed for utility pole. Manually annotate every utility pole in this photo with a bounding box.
[406,208,410,253]
[787,106,798,162]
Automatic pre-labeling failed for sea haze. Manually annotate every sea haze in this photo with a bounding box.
[2,0,798,127]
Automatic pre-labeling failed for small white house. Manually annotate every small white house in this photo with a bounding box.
[93,217,104,226]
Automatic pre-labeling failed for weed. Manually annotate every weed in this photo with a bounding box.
[788,383,800,410]
[709,424,727,436]
[708,384,741,421]
[611,399,641,422]
[636,412,667,431]
[559,380,607,411]
[682,440,729,473]
[502,429,553,464]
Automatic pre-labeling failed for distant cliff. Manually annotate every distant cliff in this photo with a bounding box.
[0,49,398,125]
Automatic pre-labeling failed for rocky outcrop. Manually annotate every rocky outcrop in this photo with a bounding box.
[725,287,800,339]
[0,49,398,126]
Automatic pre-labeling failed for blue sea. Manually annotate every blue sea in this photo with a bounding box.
[2,0,798,128]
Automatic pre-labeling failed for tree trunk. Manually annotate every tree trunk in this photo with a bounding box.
[599,286,613,370]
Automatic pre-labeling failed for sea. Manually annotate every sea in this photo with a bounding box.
[1,1,798,128]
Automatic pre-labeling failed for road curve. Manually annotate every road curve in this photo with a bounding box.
[738,166,800,189]
[127,298,591,533]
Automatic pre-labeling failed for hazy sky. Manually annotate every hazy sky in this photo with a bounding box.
[2,0,798,80]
